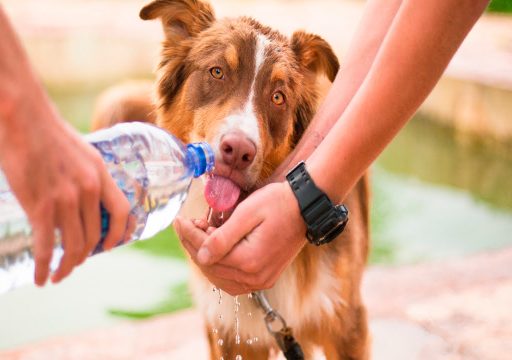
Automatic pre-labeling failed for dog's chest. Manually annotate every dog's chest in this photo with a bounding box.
[190,255,345,347]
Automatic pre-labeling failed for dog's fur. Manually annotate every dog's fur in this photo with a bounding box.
[92,1,370,358]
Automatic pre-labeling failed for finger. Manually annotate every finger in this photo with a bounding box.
[32,203,55,287]
[180,238,248,294]
[180,238,199,261]
[175,217,208,250]
[181,236,245,280]
[100,170,130,251]
[192,218,210,231]
[197,203,262,265]
[79,179,101,263]
[123,214,137,243]
[52,194,85,283]
[205,275,249,296]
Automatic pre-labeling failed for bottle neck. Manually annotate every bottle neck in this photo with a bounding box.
[186,142,215,177]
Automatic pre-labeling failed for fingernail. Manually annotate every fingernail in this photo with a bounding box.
[197,247,211,265]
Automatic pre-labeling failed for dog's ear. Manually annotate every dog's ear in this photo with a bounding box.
[140,1,215,111]
[289,31,339,147]
[290,31,339,82]
[140,0,215,41]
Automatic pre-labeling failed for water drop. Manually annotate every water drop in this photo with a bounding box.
[247,312,252,317]
[212,328,218,334]
[253,337,259,343]
[207,207,213,223]
[217,339,224,346]
[246,339,253,345]
[247,293,253,299]
[235,355,242,360]
[218,314,223,321]
[234,296,241,346]
[220,357,224,360]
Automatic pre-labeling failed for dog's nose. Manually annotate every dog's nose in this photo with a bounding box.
[220,133,256,170]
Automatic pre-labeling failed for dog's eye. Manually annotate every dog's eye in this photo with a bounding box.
[272,91,285,106]
[210,67,224,80]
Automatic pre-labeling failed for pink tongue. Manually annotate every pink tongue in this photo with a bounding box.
[204,176,241,212]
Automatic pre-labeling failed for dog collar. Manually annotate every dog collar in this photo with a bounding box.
[286,161,349,246]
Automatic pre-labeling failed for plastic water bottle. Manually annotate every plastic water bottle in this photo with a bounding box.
[0,122,214,294]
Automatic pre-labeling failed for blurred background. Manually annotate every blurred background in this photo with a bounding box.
[1,0,511,359]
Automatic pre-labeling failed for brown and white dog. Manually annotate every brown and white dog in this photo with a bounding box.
[92,1,370,359]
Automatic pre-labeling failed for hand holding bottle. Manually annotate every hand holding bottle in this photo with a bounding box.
[0,6,133,287]
[0,103,131,286]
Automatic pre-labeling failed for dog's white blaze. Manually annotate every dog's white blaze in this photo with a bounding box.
[214,34,270,151]
[240,34,270,142]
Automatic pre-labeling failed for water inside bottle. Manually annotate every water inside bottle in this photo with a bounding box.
[91,133,193,247]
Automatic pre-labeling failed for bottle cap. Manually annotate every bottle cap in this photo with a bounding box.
[187,142,215,177]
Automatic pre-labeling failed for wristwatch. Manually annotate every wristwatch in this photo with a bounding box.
[286,161,349,246]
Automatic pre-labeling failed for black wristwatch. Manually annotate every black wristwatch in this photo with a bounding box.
[286,161,349,246]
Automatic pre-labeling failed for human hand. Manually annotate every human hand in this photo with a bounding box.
[174,218,251,294]
[175,182,307,295]
[0,102,131,286]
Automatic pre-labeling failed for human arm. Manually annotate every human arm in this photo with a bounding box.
[306,0,490,203]
[271,0,404,182]
[177,0,490,294]
[0,7,131,285]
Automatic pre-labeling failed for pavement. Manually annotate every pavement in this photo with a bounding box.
[2,247,511,360]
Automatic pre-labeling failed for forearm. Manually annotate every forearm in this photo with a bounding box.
[0,7,56,139]
[271,0,403,180]
[307,0,490,202]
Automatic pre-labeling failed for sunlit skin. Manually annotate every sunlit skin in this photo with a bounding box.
[0,7,131,286]
[175,0,491,295]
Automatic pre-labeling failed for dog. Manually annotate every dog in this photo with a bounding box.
[92,1,370,358]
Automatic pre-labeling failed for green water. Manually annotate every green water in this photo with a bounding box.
[371,115,512,264]
[1,87,511,350]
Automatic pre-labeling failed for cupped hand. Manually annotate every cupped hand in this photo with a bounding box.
[0,102,131,286]
[174,182,307,295]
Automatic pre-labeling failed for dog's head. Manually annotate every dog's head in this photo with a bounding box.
[141,0,339,211]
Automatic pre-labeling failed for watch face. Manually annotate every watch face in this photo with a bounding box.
[307,206,349,246]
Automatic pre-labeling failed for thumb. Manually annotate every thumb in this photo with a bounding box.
[197,203,261,265]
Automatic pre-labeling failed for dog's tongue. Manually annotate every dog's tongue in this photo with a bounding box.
[204,176,241,212]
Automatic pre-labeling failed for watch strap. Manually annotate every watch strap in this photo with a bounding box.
[286,161,326,216]
[286,161,349,245]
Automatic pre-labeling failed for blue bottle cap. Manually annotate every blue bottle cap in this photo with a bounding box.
[187,142,215,177]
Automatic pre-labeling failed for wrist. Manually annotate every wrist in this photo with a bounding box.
[285,161,349,245]
[0,85,62,154]
[280,180,307,238]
